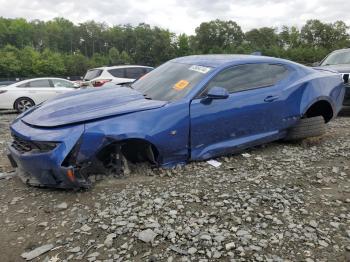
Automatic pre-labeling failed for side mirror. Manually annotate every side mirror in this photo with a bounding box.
[206,86,229,99]
[312,61,320,67]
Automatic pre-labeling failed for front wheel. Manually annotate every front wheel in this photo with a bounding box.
[14,97,35,113]
[285,116,326,141]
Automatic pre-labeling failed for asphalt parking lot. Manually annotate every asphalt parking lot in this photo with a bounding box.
[0,111,349,261]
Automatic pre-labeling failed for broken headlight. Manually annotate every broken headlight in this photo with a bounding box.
[33,141,58,152]
[12,135,58,153]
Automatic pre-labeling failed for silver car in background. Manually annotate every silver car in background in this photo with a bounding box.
[317,48,350,109]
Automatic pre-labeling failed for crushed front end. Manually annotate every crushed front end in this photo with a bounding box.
[7,117,90,189]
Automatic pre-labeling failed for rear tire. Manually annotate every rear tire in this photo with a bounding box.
[14,97,35,113]
[285,116,326,141]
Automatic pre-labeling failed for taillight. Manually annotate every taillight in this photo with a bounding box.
[92,79,112,87]
[0,90,7,94]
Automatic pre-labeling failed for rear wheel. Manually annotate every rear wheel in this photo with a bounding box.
[285,116,326,141]
[14,97,35,113]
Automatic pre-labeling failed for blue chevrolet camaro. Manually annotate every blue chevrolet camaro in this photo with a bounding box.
[7,55,345,188]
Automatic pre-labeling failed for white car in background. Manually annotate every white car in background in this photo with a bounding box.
[0,78,78,113]
[83,65,154,87]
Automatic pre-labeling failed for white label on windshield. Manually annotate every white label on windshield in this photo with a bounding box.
[189,65,211,74]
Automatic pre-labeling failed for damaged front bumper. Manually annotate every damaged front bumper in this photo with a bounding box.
[7,119,90,189]
[8,158,90,189]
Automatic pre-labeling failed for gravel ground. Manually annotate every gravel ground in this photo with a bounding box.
[0,111,349,262]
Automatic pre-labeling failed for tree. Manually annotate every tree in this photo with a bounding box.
[108,47,120,65]
[120,51,132,64]
[78,21,108,57]
[330,21,350,48]
[33,49,66,76]
[0,17,349,77]
[19,46,40,77]
[89,53,109,68]
[279,26,301,49]
[300,19,349,49]
[30,19,47,51]
[64,52,89,76]
[0,17,9,47]
[176,34,192,56]
[7,18,32,48]
[45,18,75,53]
[193,20,244,53]
[148,26,176,64]
[0,45,21,77]
[245,27,279,50]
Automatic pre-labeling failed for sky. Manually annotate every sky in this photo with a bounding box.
[0,0,349,34]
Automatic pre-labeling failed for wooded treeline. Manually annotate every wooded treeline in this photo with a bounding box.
[0,17,349,77]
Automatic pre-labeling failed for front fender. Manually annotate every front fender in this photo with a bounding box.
[77,102,190,166]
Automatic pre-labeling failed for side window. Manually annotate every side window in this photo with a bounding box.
[84,69,102,81]
[28,79,51,88]
[125,67,146,79]
[144,68,153,74]
[108,69,125,78]
[52,79,74,88]
[204,63,289,95]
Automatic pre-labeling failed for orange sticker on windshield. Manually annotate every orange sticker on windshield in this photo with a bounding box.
[173,80,189,90]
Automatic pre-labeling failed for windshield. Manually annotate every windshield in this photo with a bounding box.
[84,69,102,81]
[132,61,212,101]
[321,50,350,66]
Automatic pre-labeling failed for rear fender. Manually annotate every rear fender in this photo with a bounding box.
[299,75,344,118]
[301,96,335,117]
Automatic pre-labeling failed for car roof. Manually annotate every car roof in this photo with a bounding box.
[12,78,71,84]
[23,77,70,82]
[328,48,350,54]
[171,54,296,68]
[2,78,72,88]
[91,65,154,70]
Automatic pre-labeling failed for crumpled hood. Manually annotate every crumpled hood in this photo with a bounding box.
[22,86,167,127]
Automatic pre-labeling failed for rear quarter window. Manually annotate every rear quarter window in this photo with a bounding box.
[84,69,103,81]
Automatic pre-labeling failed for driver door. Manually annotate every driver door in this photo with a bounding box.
[190,63,290,160]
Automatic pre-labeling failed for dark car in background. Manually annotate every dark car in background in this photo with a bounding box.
[317,48,350,108]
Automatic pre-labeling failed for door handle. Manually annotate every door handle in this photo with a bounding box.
[264,95,279,102]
